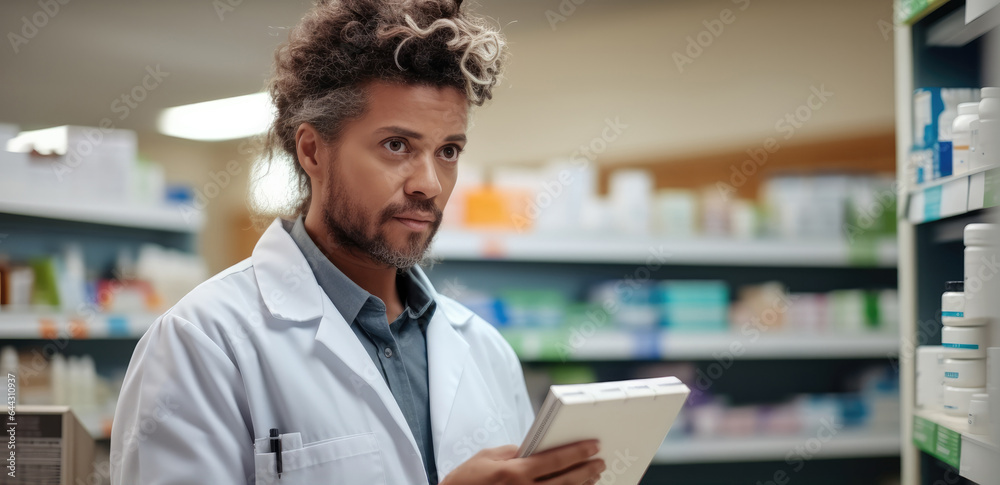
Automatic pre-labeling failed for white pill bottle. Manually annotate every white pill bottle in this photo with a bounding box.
[964,224,999,339]
[951,103,978,175]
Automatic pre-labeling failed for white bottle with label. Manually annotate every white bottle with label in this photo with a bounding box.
[952,103,979,175]
[942,281,971,325]
[975,87,1000,169]
[967,393,990,434]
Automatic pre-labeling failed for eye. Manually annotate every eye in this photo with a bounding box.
[382,138,408,154]
[438,144,462,162]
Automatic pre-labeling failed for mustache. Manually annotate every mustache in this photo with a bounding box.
[378,198,442,225]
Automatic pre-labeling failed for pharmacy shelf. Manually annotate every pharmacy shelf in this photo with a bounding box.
[653,430,901,464]
[431,231,898,268]
[912,409,1000,482]
[0,312,156,339]
[893,0,1000,482]
[907,164,1000,224]
[0,194,203,232]
[499,329,900,361]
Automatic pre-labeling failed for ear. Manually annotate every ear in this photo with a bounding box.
[295,123,324,180]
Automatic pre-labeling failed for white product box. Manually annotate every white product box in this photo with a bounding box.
[917,346,946,409]
[7,125,137,205]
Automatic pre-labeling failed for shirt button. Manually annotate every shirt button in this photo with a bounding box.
[384,347,393,358]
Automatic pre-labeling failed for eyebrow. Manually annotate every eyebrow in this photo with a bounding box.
[376,125,466,143]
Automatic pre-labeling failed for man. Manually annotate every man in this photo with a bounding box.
[110,1,605,484]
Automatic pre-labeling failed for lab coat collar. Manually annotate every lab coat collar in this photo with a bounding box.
[409,263,473,327]
[252,218,325,322]
[252,217,473,328]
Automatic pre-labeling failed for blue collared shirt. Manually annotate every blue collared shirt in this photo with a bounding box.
[285,217,438,484]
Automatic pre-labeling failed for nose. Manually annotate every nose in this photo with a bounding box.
[403,152,442,200]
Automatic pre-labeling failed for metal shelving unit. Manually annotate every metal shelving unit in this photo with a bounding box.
[894,1,1000,483]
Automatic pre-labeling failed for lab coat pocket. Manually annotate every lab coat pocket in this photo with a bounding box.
[254,432,386,485]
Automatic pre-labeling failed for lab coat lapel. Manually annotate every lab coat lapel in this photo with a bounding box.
[312,304,420,458]
[414,265,473,450]
[421,264,512,478]
[426,307,470,443]
[426,305,511,477]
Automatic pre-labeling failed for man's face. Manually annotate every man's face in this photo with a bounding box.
[319,81,467,269]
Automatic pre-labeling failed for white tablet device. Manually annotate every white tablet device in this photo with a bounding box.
[517,376,690,485]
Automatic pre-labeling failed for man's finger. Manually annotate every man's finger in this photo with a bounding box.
[520,440,600,478]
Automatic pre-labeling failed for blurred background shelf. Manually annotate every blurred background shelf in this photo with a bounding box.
[660,332,900,360]
[0,174,206,469]
[0,194,202,232]
[499,329,900,361]
[431,231,898,268]
[0,312,155,339]
[653,430,901,464]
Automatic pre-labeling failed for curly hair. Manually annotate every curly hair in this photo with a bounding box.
[254,0,507,219]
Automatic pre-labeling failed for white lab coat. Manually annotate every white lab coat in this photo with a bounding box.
[110,219,535,485]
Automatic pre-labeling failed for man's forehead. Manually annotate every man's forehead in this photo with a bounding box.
[353,83,468,141]
[365,82,468,120]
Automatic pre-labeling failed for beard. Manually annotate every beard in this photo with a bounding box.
[321,174,443,270]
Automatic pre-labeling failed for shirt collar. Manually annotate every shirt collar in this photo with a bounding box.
[399,266,436,323]
[285,216,435,325]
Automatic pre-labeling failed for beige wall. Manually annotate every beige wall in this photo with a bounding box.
[464,0,896,166]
